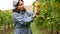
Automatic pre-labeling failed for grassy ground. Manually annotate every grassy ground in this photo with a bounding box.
[0,22,43,34]
[31,23,43,34]
[0,22,59,34]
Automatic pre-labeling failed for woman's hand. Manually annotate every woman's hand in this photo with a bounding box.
[33,11,38,18]
[33,10,40,18]
[33,14,37,18]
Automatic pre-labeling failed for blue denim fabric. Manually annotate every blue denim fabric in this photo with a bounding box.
[14,27,32,34]
[12,10,34,34]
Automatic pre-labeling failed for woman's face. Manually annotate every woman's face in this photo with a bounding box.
[17,1,24,11]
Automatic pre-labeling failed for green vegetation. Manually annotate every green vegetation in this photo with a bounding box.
[32,0,60,34]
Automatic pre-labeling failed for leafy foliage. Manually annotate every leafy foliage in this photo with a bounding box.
[33,0,60,31]
[0,10,13,29]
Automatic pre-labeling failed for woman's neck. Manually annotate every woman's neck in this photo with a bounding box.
[13,8,26,13]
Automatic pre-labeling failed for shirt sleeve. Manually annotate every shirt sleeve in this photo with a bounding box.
[12,12,34,25]
[26,11,34,17]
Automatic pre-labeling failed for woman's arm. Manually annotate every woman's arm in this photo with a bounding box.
[26,11,37,18]
[12,12,34,25]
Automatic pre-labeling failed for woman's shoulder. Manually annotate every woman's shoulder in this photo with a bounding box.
[12,12,17,15]
[12,12,22,17]
[26,10,34,14]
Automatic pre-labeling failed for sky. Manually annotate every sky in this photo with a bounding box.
[0,0,36,10]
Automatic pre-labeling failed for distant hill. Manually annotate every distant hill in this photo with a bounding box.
[25,5,33,11]
[0,5,33,12]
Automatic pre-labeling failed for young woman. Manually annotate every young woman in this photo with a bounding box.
[12,0,38,34]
